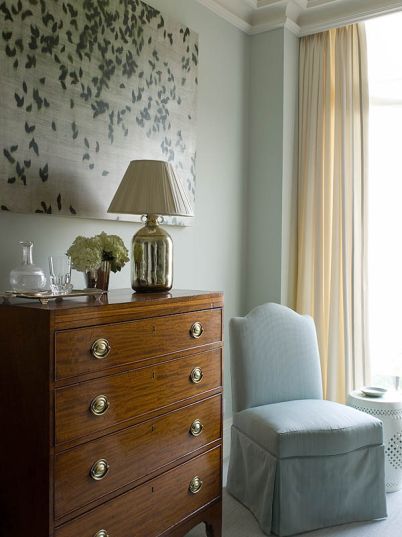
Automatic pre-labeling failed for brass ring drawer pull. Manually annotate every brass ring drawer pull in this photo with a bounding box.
[94,530,109,537]
[91,338,111,360]
[190,419,204,437]
[190,322,204,339]
[90,459,110,481]
[90,395,110,416]
[190,367,203,384]
[189,476,203,494]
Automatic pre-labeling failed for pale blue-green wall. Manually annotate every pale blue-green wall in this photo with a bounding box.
[282,29,299,308]
[0,0,249,419]
[245,27,299,313]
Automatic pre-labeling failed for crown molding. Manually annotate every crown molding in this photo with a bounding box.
[248,2,302,35]
[196,0,402,36]
[298,0,402,36]
[195,0,252,32]
[306,0,337,7]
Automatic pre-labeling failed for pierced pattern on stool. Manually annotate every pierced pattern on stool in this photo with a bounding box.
[385,432,402,469]
[351,405,402,418]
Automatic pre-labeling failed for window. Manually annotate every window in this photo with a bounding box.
[366,12,402,389]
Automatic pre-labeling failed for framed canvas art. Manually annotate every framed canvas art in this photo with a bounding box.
[0,0,198,224]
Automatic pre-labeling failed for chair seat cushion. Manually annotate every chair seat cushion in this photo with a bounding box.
[233,399,383,458]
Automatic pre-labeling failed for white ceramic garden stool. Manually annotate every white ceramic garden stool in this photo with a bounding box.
[347,390,402,492]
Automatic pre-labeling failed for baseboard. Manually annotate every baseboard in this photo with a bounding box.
[223,416,233,487]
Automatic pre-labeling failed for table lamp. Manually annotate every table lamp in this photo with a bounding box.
[108,160,194,292]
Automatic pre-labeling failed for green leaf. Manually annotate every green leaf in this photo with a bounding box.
[4,149,15,164]
[29,137,39,156]
[39,163,48,181]
[15,93,24,107]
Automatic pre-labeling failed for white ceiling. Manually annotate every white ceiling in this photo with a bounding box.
[196,0,402,36]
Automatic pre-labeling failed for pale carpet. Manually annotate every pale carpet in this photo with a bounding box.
[186,489,402,537]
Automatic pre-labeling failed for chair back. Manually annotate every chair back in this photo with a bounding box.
[230,303,323,413]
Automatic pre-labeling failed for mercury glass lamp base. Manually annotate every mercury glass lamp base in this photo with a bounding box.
[131,214,173,293]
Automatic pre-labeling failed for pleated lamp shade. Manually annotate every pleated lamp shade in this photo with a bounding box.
[107,160,194,217]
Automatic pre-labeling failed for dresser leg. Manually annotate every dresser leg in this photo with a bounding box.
[205,520,222,537]
[205,500,222,537]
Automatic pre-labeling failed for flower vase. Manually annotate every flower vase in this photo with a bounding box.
[85,260,111,291]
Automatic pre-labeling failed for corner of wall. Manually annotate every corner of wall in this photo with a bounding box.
[245,28,286,313]
[281,28,299,308]
[245,27,300,313]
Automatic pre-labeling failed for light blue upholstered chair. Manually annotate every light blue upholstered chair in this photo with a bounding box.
[227,303,387,537]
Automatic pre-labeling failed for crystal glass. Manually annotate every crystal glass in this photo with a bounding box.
[9,241,47,292]
[48,255,73,295]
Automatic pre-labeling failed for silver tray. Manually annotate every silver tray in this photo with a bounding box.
[0,289,106,305]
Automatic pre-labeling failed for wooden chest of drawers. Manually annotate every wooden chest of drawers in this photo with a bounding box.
[0,289,223,537]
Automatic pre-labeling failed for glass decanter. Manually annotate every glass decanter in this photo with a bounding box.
[9,241,47,293]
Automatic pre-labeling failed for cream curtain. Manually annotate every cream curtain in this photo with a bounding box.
[296,24,369,402]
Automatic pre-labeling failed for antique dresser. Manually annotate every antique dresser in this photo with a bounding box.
[0,289,223,537]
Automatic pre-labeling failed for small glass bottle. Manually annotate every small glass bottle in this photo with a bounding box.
[9,241,47,292]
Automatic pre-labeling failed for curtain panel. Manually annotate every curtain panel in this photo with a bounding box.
[296,24,369,402]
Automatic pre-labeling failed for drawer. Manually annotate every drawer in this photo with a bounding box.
[55,447,221,537]
[55,395,221,518]
[55,349,222,444]
[55,309,222,380]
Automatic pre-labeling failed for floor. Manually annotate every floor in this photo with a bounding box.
[186,488,402,537]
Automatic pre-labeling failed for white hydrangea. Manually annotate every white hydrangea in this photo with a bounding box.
[67,233,129,273]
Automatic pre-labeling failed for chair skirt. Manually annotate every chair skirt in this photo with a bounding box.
[227,426,387,536]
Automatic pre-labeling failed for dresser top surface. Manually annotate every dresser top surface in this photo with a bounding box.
[1,288,221,309]
[0,289,223,330]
